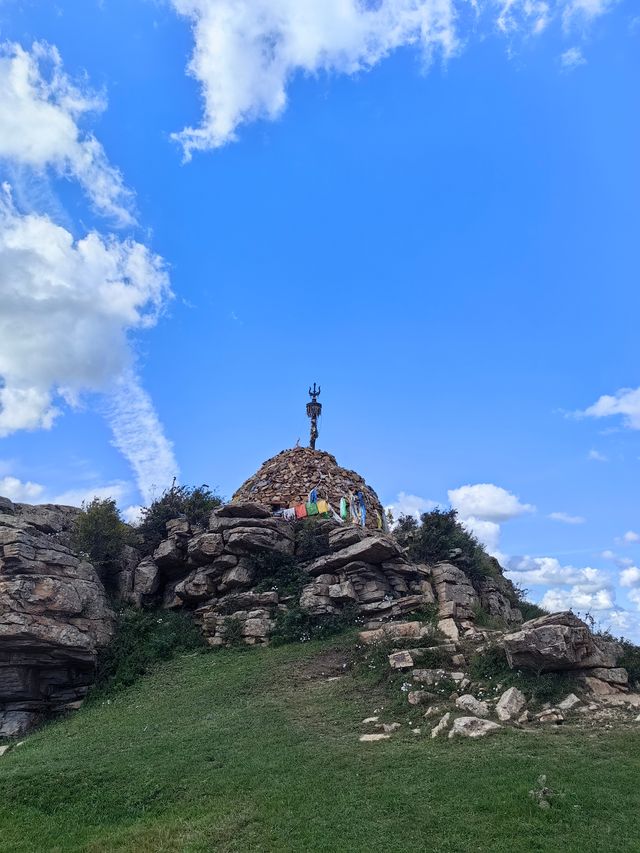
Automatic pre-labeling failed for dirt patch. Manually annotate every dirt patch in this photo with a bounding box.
[289,648,354,684]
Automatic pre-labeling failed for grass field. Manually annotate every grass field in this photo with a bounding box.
[0,634,638,853]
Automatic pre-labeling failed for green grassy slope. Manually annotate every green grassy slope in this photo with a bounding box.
[1,635,638,853]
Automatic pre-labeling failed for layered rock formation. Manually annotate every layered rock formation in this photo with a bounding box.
[0,498,115,736]
[232,447,385,530]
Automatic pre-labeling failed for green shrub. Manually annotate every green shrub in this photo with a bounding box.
[93,607,205,696]
[137,480,223,554]
[71,498,133,584]
[619,640,640,688]
[251,551,307,598]
[294,520,330,560]
[271,603,360,646]
[472,603,507,630]
[394,508,494,579]
[220,616,245,648]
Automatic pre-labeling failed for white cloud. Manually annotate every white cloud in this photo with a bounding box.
[623,530,640,543]
[562,0,618,27]
[548,511,585,524]
[506,555,609,588]
[0,42,134,225]
[0,184,170,436]
[448,483,535,522]
[0,475,45,502]
[587,448,608,462]
[496,0,551,35]
[460,516,502,554]
[601,550,634,568]
[385,491,438,522]
[170,0,622,156]
[560,46,586,67]
[52,481,132,508]
[581,387,640,431]
[105,370,179,504]
[170,0,460,157]
[620,566,640,588]
[540,585,615,612]
[627,588,640,610]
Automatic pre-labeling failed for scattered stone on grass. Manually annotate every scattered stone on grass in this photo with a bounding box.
[558,693,581,711]
[447,716,502,739]
[361,716,379,724]
[388,651,414,670]
[359,733,391,743]
[382,723,401,733]
[0,745,10,757]
[495,687,526,721]
[430,712,451,738]
[455,694,489,717]
[535,709,564,725]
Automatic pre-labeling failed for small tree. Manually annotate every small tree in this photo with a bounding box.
[137,480,223,554]
[72,498,131,583]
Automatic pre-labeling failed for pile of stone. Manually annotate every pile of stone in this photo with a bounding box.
[232,446,385,531]
[0,498,114,737]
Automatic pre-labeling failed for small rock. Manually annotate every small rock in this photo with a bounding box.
[495,686,526,721]
[438,618,460,642]
[456,694,489,718]
[448,716,503,739]
[558,693,581,711]
[517,710,532,724]
[423,705,440,718]
[388,650,414,670]
[411,727,422,735]
[382,722,401,733]
[0,746,10,757]
[361,716,379,724]
[408,690,434,706]
[359,733,391,742]
[451,654,466,667]
[535,709,564,725]
[634,713,640,722]
[431,712,451,738]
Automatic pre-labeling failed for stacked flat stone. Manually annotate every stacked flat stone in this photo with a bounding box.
[231,446,385,531]
[0,498,115,737]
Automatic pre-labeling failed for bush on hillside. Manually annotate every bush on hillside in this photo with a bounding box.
[137,480,223,554]
[93,607,205,695]
[618,640,640,688]
[394,508,494,579]
[71,498,133,583]
[251,551,307,598]
[271,603,361,646]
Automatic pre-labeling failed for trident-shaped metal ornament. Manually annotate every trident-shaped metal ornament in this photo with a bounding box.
[306,383,322,450]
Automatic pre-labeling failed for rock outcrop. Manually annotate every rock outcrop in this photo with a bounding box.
[503,612,620,674]
[0,498,114,737]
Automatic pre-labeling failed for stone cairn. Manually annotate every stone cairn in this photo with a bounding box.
[232,446,385,531]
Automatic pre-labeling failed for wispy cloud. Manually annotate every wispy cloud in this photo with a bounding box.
[560,46,586,68]
[0,42,135,225]
[587,449,608,462]
[548,511,586,524]
[105,370,178,504]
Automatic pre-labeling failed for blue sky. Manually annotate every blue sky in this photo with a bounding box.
[0,1,639,636]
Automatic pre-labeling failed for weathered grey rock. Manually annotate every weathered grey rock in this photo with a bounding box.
[438,618,460,642]
[388,651,414,670]
[224,526,294,556]
[456,695,489,717]
[214,502,271,519]
[131,557,160,606]
[359,621,432,644]
[495,687,526,721]
[305,535,402,576]
[359,733,390,742]
[535,709,564,725]
[476,575,523,625]
[503,612,620,672]
[408,690,434,706]
[432,562,479,621]
[431,712,451,738]
[187,533,224,565]
[382,722,401,733]
[0,503,114,736]
[586,667,628,685]
[153,538,186,573]
[0,745,10,757]
[448,716,502,739]
[329,526,366,552]
[558,693,581,711]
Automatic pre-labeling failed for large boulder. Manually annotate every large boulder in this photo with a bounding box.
[0,499,115,737]
[305,534,402,576]
[503,612,621,673]
[431,562,479,621]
